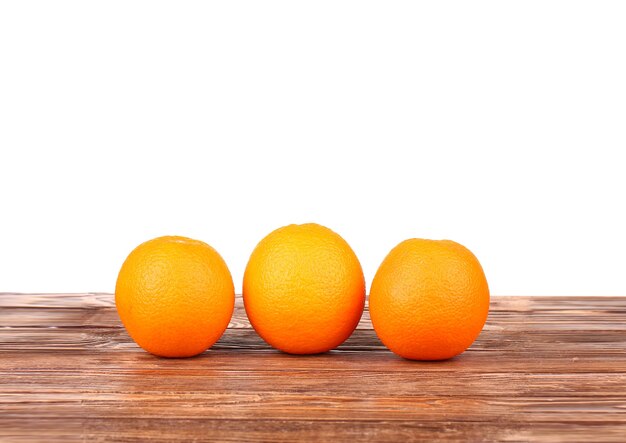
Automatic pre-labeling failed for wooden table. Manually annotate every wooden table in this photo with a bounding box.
[1,294,625,442]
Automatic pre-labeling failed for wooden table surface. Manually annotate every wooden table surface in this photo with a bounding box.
[1,293,625,442]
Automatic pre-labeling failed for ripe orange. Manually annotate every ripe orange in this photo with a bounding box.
[115,236,234,358]
[369,239,489,360]
[243,223,365,354]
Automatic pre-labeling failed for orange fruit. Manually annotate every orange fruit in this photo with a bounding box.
[369,239,489,360]
[115,236,234,358]
[243,223,365,354]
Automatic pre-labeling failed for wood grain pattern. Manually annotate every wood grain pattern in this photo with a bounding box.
[1,293,625,442]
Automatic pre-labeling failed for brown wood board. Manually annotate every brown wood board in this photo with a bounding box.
[1,293,625,442]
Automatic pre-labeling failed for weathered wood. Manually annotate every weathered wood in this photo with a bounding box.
[1,294,625,442]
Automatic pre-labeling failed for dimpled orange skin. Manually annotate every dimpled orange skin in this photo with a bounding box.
[369,239,490,361]
[115,236,235,358]
[243,223,366,354]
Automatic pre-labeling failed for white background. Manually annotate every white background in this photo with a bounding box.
[1,1,625,295]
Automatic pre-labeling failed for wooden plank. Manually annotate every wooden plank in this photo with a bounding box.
[1,293,625,442]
